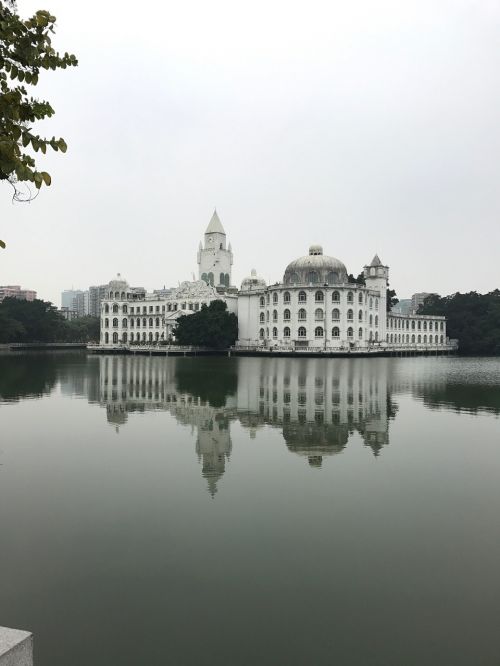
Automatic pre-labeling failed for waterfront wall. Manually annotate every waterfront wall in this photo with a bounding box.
[0,627,33,666]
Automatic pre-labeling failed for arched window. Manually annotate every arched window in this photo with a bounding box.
[260,296,265,307]
[284,327,291,337]
[358,293,363,304]
[347,291,354,303]
[114,291,119,299]
[109,292,113,299]
[142,332,147,342]
[429,321,433,331]
[288,272,299,284]
[375,331,379,341]
[130,332,134,342]
[266,294,270,304]
[406,334,409,343]
[298,308,307,320]
[440,322,444,331]
[122,304,128,314]
[272,310,278,322]
[219,272,225,285]
[347,309,353,321]
[315,326,324,337]
[358,327,363,339]
[298,326,307,337]
[332,326,340,338]
[283,309,291,321]
[149,317,153,327]
[358,310,363,321]
[266,327,269,337]
[375,298,379,309]
[208,272,214,286]
[273,292,278,304]
[119,292,124,299]
[298,291,307,302]
[315,291,324,302]
[136,318,141,327]
[112,304,118,313]
[347,327,354,338]
[143,318,147,327]
[259,328,265,338]
[369,297,373,308]
[369,314,373,326]
[260,312,265,323]
[411,320,415,330]
[423,334,427,343]
[122,318,127,328]
[225,274,230,287]
[332,308,340,320]
[332,291,340,302]
[266,311,269,322]
[326,271,338,285]
[315,308,324,320]
[440,335,444,343]
[411,334,415,343]
[148,332,153,342]
[375,315,378,327]
[201,272,208,284]
[283,291,290,303]
[122,332,128,343]
[112,318,118,327]
[307,271,318,284]
[104,304,109,313]
[417,334,421,343]
[272,327,278,338]
[156,317,160,327]
[112,332,118,343]
[104,318,109,328]
[418,321,421,330]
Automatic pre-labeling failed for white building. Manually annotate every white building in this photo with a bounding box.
[99,213,448,350]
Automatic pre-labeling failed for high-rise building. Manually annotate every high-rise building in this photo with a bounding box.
[411,292,434,314]
[89,285,108,318]
[0,285,37,303]
[61,289,89,317]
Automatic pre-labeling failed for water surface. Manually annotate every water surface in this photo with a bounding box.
[1,353,500,666]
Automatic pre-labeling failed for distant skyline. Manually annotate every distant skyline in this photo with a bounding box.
[1,0,499,306]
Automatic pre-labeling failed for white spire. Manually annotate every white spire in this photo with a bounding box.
[205,209,225,234]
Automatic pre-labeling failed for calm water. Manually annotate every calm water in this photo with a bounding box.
[1,353,500,666]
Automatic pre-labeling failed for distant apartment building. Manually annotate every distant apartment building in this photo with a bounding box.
[391,299,411,316]
[61,289,89,317]
[0,285,37,303]
[411,292,435,314]
[60,307,79,321]
[89,285,108,318]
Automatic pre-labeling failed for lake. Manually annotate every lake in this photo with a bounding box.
[1,352,500,666]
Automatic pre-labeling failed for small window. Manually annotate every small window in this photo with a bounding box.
[332,308,340,320]
[298,291,307,302]
[358,310,363,321]
[284,327,291,338]
[259,328,265,338]
[283,309,291,321]
[332,326,340,338]
[298,308,307,320]
[260,312,265,323]
[347,327,354,338]
[298,326,307,338]
[273,293,278,304]
[347,291,354,303]
[260,296,265,307]
[332,291,340,302]
[315,308,324,321]
[358,327,363,339]
[315,291,324,302]
[347,309,353,321]
[283,291,291,303]
[272,310,278,322]
[272,327,278,338]
[314,326,324,337]
[307,271,319,284]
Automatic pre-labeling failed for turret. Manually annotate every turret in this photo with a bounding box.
[364,254,389,343]
[197,210,233,288]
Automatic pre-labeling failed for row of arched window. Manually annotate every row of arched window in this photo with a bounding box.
[108,291,128,300]
[388,318,444,331]
[103,331,164,344]
[201,272,230,287]
[285,271,340,285]
[259,309,379,324]
[103,317,162,328]
[387,333,444,344]
[260,292,379,307]
[258,327,374,339]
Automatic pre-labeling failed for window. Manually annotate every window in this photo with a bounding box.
[149,332,153,342]
[418,334,421,343]
[207,272,214,285]
[429,321,433,331]
[332,291,340,302]
[347,309,353,321]
[272,327,278,338]
[266,311,269,322]
[259,328,265,338]
[298,326,307,337]
[122,332,128,343]
[358,293,363,304]
[123,305,128,314]
[423,321,427,331]
[266,294,270,304]
[298,308,307,320]
[412,320,415,330]
[315,326,324,337]
[122,318,127,328]
[375,298,378,309]
[411,334,415,343]
[358,310,363,321]
[155,317,160,327]
[369,298,373,309]
[143,318,147,327]
[104,304,109,313]
[136,318,140,327]
[298,291,307,302]
[143,306,147,314]
[220,272,225,285]
[347,291,354,303]
[112,318,118,327]
[284,327,291,338]
[315,308,324,321]
[288,272,299,284]
[315,291,324,302]
[326,271,338,285]
[332,326,340,338]
[112,332,118,343]
[130,333,134,342]
[358,327,363,339]
[283,309,291,321]
[260,296,265,307]
[104,318,109,328]
[423,335,427,343]
[273,292,278,304]
[307,271,319,283]
[272,310,278,322]
[142,332,146,342]
[440,335,444,343]
[369,314,373,326]
[375,315,378,327]
[418,321,421,330]
[260,312,265,323]
[201,272,208,284]
[149,317,153,327]
[332,308,340,320]
[347,327,354,338]
[155,332,160,341]
[112,304,118,313]
[130,319,134,328]
[115,292,119,299]
[283,291,291,303]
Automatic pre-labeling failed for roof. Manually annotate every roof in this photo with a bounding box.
[205,209,225,234]
[370,254,383,267]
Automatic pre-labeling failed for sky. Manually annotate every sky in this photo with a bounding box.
[1,0,499,306]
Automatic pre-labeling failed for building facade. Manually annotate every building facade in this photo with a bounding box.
[99,213,448,350]
[0,285,37,303]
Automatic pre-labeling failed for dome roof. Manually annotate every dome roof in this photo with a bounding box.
[240,268,267,292]
[108,273,129,289]
[283,246,348,286]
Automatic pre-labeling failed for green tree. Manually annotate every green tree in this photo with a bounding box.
[62,316,100,342]
[387,287,398,312]
[0,0,77,247]
[0,296,65,341]
[175,301,238,349]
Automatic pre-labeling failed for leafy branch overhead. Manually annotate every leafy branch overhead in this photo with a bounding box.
[0,2,77,198]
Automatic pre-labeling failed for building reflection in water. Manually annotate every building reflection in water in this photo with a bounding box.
[97,355,397,494]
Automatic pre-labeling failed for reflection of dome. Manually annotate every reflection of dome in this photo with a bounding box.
[283,246,348,285]
[240,268,267,292]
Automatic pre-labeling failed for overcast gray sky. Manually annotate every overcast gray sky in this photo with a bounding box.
[1,0,499,306]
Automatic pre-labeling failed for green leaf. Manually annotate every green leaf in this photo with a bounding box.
[41,171,51,186]
[0,240,6,249]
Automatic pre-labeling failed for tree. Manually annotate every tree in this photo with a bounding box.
[386,287,398,312]
[0,1,77,247]
[0,296,65,341]
[175,301,238,349]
